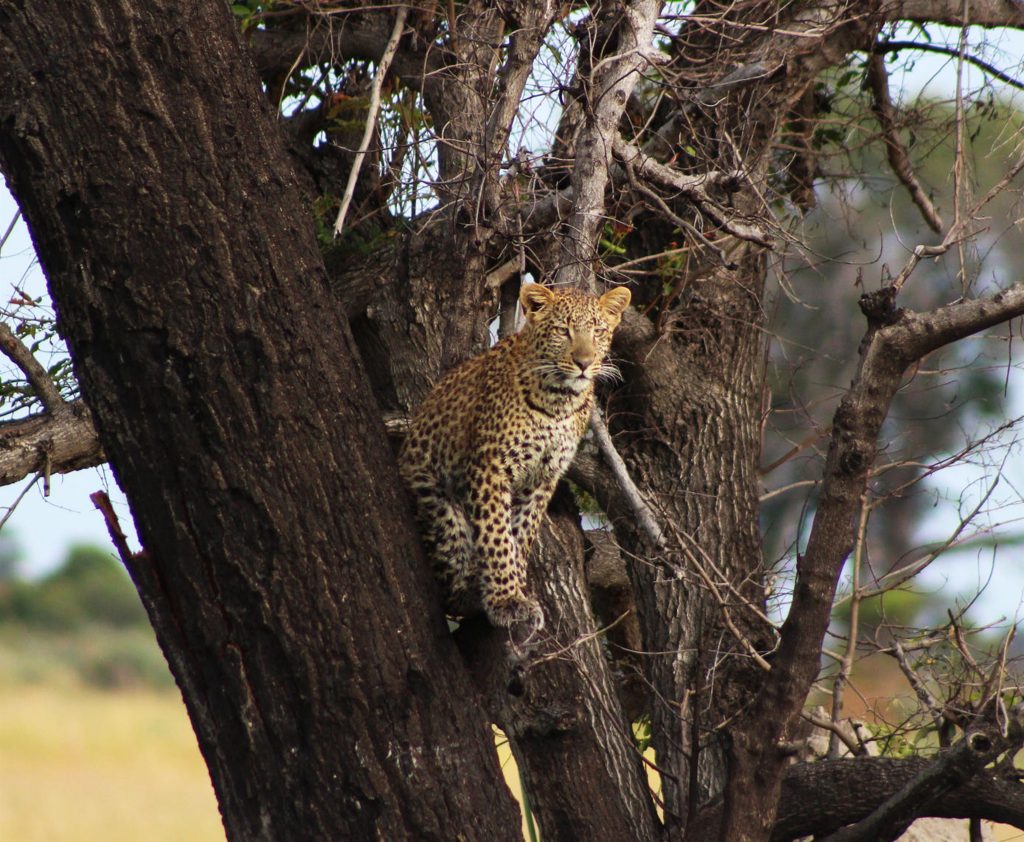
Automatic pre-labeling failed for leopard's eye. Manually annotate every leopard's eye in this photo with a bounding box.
[558,325,572,337]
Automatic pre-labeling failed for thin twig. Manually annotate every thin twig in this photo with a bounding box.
[614,137,772,247]
[0,320,65,412]
[665,521,774,672]
[890,148,1024,293]
[633,180,734,268]
[0,472,40,531]
[891,640,945,736]
[333,5,408,237]
[589,405,665,550]
[801,708,867,757]
[954,6,969,295]
[0,208,20,252]
[876,40,1024,93]
[837,477,998,603]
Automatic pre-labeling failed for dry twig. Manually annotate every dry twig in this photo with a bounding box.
[0,320,64,412]
[333,5,408,237]
[866,52,943,234]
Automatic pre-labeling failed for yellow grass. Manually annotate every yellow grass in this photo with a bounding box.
[2,682,1015,841]
[0,685,224,842]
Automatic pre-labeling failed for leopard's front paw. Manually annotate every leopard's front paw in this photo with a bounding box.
[487,594,544,656]
[487,593,543,629]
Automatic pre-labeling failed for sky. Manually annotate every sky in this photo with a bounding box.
[0,199,141,571]
[2,21,1024,628]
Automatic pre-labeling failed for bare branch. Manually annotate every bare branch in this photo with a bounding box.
[801,708,869,757]
[333,5,409,237]
[0,320,64,412]
[819,719,1020,842]
[0,400,104,487]
[589,405,665,549]
[91,489,140,566]
[745,273,1024,794]
[248,13,439,93]
[891,147,1024,293]
[483,3,560,168]
[828,495,868,758]
[773,750,1024,840]
[0,207,19,250]
[0,471,39,530]
[553,0,662,288]
[890,281,1024,361]
[892,0,1024,28]
[614,137,773,247]
[866,52,943,234]
[891,640,946,736]
[877,39,1024,92]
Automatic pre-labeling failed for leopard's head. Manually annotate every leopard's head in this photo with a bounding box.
[518,284,632,393]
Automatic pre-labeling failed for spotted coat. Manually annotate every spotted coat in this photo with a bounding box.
[399,284,632,633]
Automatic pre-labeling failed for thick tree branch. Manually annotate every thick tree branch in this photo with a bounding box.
[247,14,440,93]
[891,0,1024,28]
[726,276,1024,838]
[890,281,1024,359]
[771,750,1024,840]
[0,401,104,486]
[554,0,663,287]
[483,2,559,175]
[819,721,1017,842]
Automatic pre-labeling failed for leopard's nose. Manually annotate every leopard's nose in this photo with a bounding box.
[573,352,594,372]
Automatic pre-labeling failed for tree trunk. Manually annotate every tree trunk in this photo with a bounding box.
[0,3,521,840]
[458,487,661,842]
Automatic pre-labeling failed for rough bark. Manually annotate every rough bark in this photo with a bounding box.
[586,5,891,838]
[458,489,659,842]
[773,752,1024,841]
[0,3,520,841]
[0,401,103,485]
[5,1,1024,840]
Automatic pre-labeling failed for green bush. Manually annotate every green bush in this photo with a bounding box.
[0,545,148,630]
[0,624,175,690]
[0,545,173,690]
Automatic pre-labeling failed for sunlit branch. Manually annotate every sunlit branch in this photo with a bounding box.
[333,5,409,237]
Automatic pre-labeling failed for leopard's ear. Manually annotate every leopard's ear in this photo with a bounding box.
[599,286,631,318]
[520,284,555,320]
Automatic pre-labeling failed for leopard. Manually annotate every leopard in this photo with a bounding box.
[398,282,632,639]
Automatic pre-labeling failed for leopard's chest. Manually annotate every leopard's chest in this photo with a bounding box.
[501,411,583,493]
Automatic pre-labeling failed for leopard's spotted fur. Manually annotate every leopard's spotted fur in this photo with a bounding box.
[399,283,631,634]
